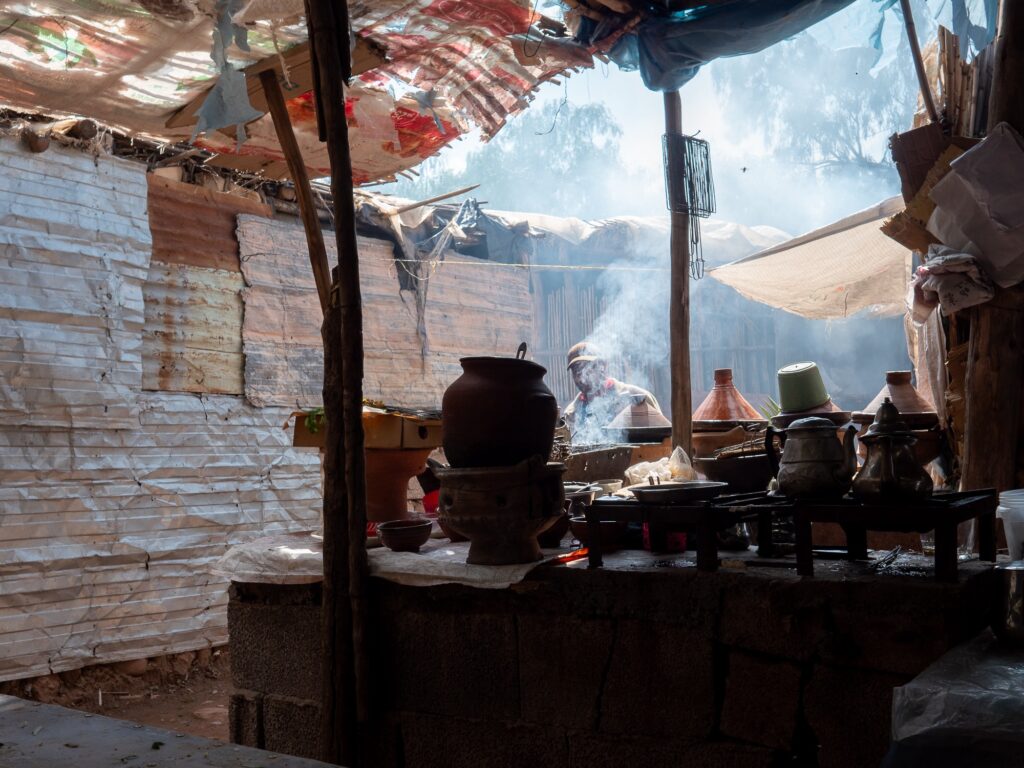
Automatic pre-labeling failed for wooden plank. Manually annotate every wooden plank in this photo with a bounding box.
[962,1,1024,492]
[146,175,271,273]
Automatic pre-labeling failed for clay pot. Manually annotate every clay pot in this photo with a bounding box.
[365,447,432,523]
[852,371,938,430]
[442,356,558,468]
[693,369,763,421]
[377,519,432,553]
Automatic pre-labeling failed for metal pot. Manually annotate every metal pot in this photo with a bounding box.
[766,416,857,499]
[993,562,1024,647]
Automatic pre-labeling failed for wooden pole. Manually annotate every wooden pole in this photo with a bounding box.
[962,0,1024,493]
[663,91,693,458]
[898,0,941,125]
[304,0,369,765]
[259,68,332,314]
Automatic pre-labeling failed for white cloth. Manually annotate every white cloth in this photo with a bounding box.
[908,244,994,323]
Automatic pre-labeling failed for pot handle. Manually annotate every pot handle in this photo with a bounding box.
[516,342,528,360]
[765,427,785,478]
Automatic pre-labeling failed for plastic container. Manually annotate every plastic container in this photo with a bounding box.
[997,490,1024,560]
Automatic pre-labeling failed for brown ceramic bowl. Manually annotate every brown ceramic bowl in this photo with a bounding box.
[569,516,628,552]
[377,519,433,553]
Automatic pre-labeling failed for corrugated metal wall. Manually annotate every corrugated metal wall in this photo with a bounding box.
[0,142,321,681]
[238,215,533,410]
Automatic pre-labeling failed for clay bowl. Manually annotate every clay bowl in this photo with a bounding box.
[377,519,432,553]
[569,516,629,552]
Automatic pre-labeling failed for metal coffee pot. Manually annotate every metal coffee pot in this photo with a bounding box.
[852,398,933,502]
[766,417,857,499]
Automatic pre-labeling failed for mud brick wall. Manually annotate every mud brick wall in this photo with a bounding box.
[228,562,998,767]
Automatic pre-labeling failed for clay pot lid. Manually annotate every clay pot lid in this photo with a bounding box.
[862,397,915,440]
[607,400,671,429]
[852,371,938,429]
[458,355,548,376]
[692,368,763,421]
[785,416,843,432]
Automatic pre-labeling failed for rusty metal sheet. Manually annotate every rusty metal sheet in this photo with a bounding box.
[142,261,245,395]
[146,175,270,273]
[0,136,150,430]
[0,393,322,682]
[237,215,533,410]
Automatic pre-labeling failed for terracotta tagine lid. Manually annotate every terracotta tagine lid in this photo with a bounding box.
[853,371,938,430]
[693,369,762,422]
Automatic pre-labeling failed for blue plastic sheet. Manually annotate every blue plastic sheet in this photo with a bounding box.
[612,0,857,91]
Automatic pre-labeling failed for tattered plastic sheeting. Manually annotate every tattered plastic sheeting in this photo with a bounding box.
[0,136,150,429]
[709,197,912,319]
[0,393,321,681]
[0,1,593,183]
[196,82,465,183]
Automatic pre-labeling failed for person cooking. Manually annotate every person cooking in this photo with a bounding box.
[562,341,664,442]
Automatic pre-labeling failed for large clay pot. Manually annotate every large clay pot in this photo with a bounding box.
[853,371,938,430]
[442,356,558,468]
[693,368,763,421]
[365,447,432,523]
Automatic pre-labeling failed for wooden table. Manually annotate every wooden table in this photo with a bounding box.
[791,490,998,582]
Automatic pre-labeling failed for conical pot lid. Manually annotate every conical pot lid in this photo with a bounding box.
[853,371,937,429]
[693,369,763,421]
[607,399,672,429]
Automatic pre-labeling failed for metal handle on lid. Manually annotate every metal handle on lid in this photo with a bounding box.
[516,342,527,360]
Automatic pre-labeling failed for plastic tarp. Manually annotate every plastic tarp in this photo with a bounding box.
[887,631,1024,766]
[608,0,857,91]
[709,196,912,319]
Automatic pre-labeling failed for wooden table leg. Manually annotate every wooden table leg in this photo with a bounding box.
[696,519,718,572]
[844,524,868,560]
[796,512,814,577]
[978,511,997,562]
[934,523,958,582]
[584,503,603,569]
[756,510,774,557]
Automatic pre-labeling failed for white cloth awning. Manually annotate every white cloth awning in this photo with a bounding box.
[708,197,911,319]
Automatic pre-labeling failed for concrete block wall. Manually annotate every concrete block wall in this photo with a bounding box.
[228,563,998,767]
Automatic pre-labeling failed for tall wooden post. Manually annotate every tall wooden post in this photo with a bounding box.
[663,91,693,457]
[304,0,369,765]
[962,0,1024,492]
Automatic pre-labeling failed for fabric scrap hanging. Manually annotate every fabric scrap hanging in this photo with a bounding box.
[193,0,264,148]
[663,132,715,279]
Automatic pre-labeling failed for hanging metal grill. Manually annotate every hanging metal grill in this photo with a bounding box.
[663,133,716,279]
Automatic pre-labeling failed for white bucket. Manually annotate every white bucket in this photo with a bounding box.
[998,502,1024,560]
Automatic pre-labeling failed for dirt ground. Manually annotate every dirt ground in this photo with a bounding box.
[0,648,231,742]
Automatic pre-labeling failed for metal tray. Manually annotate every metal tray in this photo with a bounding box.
[631,480,728,504]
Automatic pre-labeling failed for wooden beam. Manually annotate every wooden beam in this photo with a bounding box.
[259,68,331,314]
[663,91,693,458]
[305,0,369,765]
[165,37,387,131]
[961,0,1024,493]
[898,0,940,124]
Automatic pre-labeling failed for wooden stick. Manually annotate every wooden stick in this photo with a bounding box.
[305,0,369,764]
[259,68,332,315]
[393,183,480,214]
[663,91,693,458]
[900,0,941,124]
